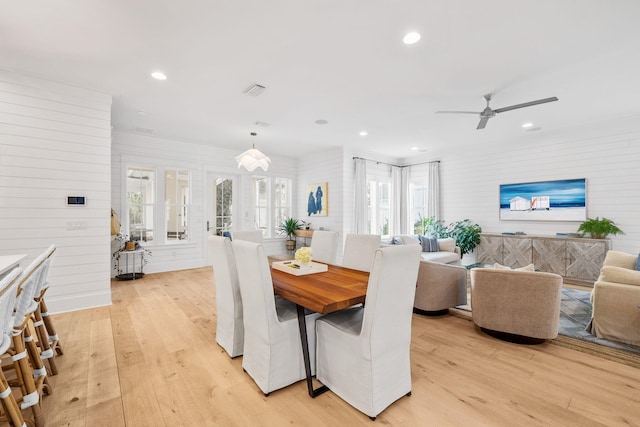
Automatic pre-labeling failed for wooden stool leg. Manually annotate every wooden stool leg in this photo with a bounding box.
[0,373,26,427]
[32,310,57,376]
[39,299,63,356]
[11,332,44,427]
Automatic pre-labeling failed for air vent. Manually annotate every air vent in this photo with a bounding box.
[243,83,266,97]
[135,127,154,134]
[255,121,271,127]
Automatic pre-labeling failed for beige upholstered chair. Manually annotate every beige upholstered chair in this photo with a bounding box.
[310,230,339,264]
[231,240,321,395]
[316,245,421,420]
[231,230,264,243]
[208,236,244,357]
[342,233,381,272]
[588,250,640,346]
[470,268,563,340]
[414,260,467,314]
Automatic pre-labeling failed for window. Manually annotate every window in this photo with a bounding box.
[165,169,190,241]
[367,178,391,236]
[215,178,233,236]
[410,181,428,234]
[252,177,292,238]
[126,167,155,242]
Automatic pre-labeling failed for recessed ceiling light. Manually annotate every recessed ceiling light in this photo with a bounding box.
[315,119,329,125]
[137,111,147,116]
[411,146,419,151]
[403,32,421,45]
[522,122,534,128]
[151,71,167,81]
[359,131,368,137]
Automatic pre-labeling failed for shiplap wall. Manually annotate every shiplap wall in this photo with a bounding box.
[111,131,297,274]
[429,118,640,260]
[0,70,112,313]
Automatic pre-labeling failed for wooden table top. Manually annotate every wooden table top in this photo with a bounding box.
[271,263,369,314]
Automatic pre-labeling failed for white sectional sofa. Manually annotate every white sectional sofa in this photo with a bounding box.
[381,235,461,265]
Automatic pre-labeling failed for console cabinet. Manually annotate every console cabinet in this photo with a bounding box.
[477,234,610,285]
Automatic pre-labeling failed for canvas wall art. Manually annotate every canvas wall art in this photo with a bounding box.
[499,178,587,221]
[306,182,328,216]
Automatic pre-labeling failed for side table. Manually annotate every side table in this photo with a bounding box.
[115,249,145,280]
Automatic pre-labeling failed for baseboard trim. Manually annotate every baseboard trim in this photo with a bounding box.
[46,290,112,315]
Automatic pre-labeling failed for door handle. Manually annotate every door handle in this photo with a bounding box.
[207,220,210,232]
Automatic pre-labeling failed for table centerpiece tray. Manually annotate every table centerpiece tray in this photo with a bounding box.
[272,260,328,276]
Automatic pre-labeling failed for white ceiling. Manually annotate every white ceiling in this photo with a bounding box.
[2,0,640,160]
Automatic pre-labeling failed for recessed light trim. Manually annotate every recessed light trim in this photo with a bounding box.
[522,122,534,128]
[315,119,329,125]
[151,71,167,81]
[403,32,421,45]
[359,131,368,137]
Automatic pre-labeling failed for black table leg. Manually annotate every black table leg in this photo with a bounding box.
[296,304,329,398]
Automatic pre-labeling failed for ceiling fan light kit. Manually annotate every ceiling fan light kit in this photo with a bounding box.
[437,94,559,130]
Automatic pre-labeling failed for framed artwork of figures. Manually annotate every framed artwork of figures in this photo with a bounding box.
[306,182,328,216]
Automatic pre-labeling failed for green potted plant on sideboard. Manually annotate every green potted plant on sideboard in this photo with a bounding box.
[279,217,302,250]
[577,217,624,239]
[443,219,482,257]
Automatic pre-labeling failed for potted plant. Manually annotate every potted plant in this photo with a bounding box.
[577,217,624,239]
[278,217,301,250]
[442,219,482,257]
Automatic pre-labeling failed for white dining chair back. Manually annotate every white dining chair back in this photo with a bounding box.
[342,233,381,272]
[310,230,339,264]
[208,235,244,357]
[231,240,320,395]
[316,244,421,419]
[231,230,264,244]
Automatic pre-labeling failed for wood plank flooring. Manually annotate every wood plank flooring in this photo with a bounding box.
[39,267,640,426]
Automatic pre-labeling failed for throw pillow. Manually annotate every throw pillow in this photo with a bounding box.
[420,235,439,252]
[636,254,640,271]
[398,235,421,246]
[437,238,456,253]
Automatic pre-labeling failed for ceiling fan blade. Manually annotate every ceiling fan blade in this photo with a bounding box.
[435,111,480,115]
[477,116,490,130]
[493,97,559,114]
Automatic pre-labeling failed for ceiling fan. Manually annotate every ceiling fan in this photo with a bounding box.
[436,94,559,130]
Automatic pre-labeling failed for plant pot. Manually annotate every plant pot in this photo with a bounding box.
[285,240,296,250]
[125,241,136,251]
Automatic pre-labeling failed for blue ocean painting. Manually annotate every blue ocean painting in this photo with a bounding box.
[499,178,587,221]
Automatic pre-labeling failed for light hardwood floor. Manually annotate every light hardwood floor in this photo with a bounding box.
[39,268,640,426]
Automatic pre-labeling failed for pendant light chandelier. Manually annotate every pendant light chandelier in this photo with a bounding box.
[235,132,271,172]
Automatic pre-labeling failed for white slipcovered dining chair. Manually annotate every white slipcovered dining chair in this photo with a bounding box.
[208,236,243,358]
[316,244,421,419]
[231,240,321,395]
[310,230,339,264]
[231,230,264,243]
[341,233,381,272]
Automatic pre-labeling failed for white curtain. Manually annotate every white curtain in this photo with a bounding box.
[427,162,440,220]
[391,166,409,235]
[353,158,368,234]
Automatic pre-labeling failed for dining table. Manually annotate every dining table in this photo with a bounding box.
[270,261,369,398]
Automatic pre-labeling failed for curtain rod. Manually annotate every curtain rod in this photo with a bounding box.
[352,157,440,168]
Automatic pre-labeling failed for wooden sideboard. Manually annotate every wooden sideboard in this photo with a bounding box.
[477,233,610,286]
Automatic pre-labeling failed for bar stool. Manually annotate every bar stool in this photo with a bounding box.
[0,268,27,427]
[30,245,59,375]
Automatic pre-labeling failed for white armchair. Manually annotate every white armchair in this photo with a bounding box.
[315,245,421,419]
[231,230,264,243]
[208,236,244,357]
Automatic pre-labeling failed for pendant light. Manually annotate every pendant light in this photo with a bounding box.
[235,132,271,172]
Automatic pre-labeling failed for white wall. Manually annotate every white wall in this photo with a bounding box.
[425,117,640,258]
[111,131,298,274]
[0,70,112,313]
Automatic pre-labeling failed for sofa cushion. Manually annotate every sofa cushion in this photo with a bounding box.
[395,235,420,246]
[437,238,456,253]
[599,265,640,287]
[420,235,439,252]
[421,251,460,264]
[636,254,640,271]
[494,262,535,272]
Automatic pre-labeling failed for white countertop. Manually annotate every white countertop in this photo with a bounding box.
[0,254,27,278]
